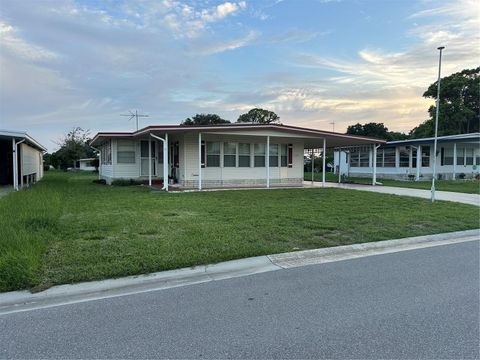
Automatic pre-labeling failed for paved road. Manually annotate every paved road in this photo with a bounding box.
[304,181,480,206]
[1,241,478,359]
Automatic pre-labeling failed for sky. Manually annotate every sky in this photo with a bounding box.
[0,0,479,152]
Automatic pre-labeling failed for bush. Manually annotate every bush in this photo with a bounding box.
[43,165,50,171]
[92,179,107,185]
[458,173,466,179]
[111,178,143,186]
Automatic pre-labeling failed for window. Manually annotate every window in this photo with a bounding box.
[269,144,279,167]
[412,148,417,168]
[141,141,155,158]
[238,143,250,167]
[466,148,474,165]
[442,147,453,165]
[117,140,136,164]
[224,142,236,167]
[206,142,220,167]
[101,140,112,165]
[254,143,265,167]
[421,146,430,167]
[399,147,409,167]
[359,149,369,167]
[349,149,360,167]
[376,149,384,167]
[280,144,287,167]
[456,147,464,165]
[383,148,396,167]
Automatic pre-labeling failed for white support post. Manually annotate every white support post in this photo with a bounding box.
[12,138,18,191]
[372,144,377,186]
[148,135,152,186]
[311,149,314,183]
[266,136,270,188]
[164,133,168,191]
[322,138,326,187]
[198,132,202,190]
[416,145,421,181]
[453,142,457,180]
[338,148,342,184]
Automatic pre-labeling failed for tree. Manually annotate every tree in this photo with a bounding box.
[410,67,479,138]
[181,114,230,125]
[237,108,281,124]
[53,127,95,169]
[346,122,408,141]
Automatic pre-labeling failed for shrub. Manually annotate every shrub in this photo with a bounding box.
[43,165,50,171]
[458,173,466,179]
[92,179,107,185]
[111,178,143,186]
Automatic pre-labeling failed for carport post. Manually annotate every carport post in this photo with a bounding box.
[322,138,326,187]
[416,145,421,181]
[266,136,270,188]
[12,138,18,191]
[198,132,202,190]
[311,149,314,183]
[372,144,378,186]
[148,136,152,186]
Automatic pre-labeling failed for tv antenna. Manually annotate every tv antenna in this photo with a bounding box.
[121,109,149,131]
[330,120,335,132]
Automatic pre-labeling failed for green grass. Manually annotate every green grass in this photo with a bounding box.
[1,171,479,293]
[304,172,480,194]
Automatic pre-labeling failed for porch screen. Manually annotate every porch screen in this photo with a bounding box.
[206,142,220,167]
[254,143,265,167]
[269,144,278,167]
[224,142,236,167]
[238,143,250,167]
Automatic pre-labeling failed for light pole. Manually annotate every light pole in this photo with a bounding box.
[431,46,445,203]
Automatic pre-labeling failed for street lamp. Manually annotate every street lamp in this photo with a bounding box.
[431,46,445,203]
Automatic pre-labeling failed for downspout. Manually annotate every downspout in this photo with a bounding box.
[150,133,168,191]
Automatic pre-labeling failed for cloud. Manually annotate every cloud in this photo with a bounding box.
[197,30,259,55]
[0,22,58,61]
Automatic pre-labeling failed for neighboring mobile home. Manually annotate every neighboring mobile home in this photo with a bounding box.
[74,158,97,171]
[334,133,480,181]
[0,130,46,190]
[90,123,384,190]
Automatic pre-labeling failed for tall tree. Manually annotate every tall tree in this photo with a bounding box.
[346,122,408,141]
[53,127,95,169]
[410,67,479,138]
[237,108,281,124]
[181,114,230,125]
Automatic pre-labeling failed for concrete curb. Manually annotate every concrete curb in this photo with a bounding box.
[0,229,478,314]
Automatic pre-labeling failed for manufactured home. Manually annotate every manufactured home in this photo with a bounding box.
[334,133,480,181]
[74,158,97,171]
[0,130,46,190]
[90,123,384,190]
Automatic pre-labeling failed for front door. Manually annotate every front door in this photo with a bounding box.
[140,140,156,176]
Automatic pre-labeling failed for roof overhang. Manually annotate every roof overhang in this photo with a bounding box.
[0,129,47,152]
[90,124,386,149]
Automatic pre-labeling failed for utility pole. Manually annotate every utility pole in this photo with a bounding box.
[431,46,445,203]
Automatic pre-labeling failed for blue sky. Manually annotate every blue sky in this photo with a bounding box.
[0,0,478,151]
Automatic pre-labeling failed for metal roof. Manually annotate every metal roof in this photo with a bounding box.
[385,133,480,147]
[90,123,386,148]
[0,129,47,152]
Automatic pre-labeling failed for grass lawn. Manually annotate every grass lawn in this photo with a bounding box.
[1,171,479,293]
[304,172,480,194]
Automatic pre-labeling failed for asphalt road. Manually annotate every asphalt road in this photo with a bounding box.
[1,241,478,359]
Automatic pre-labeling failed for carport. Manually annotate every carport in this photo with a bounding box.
[0,130,46,190]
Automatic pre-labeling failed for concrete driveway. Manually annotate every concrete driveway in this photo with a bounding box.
[304,181,480,206]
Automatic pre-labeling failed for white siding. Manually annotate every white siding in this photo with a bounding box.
[20,143,43,180]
